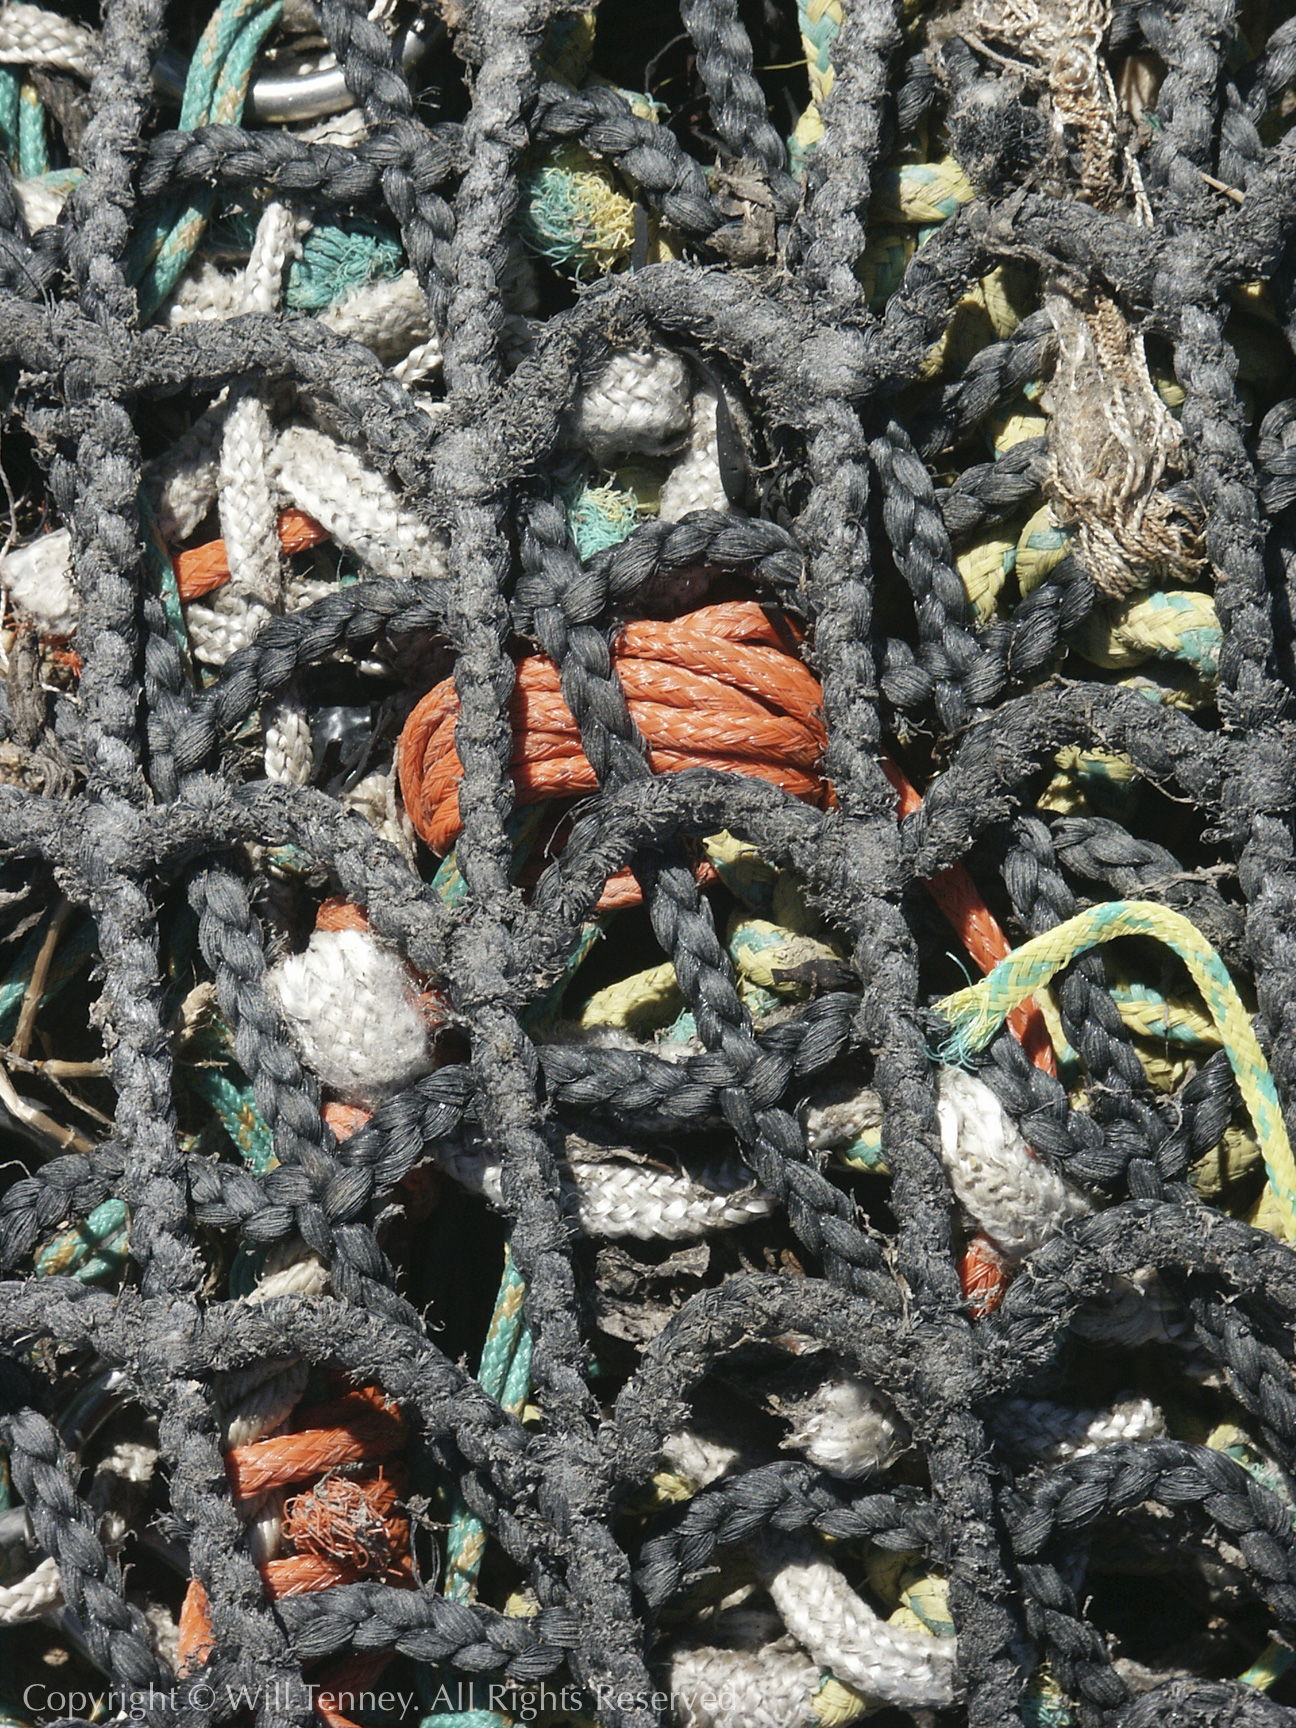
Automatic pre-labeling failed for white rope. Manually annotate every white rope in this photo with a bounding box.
[802,1080,882,1157]
[778,1373,907,1477]
[148,398,233,544]
[0,4,99,76]
[669,1643,823,1728]
[434,1132,776,1240]
[12,172,70,232]
[217,388,281,606]
[659,387,732,523]
[143,1600,181,1672]
[658,1431,743,1490]
[264,683,315,786]
[759,1535,957,1711]
[189,205,305,666]
[992,1394,1165,1462]
[250,1238,332,1303]
[320,270,435,366]
[216,1243,330,1562]
[569,349,692,463]
[158,258,245,327]
[265,926,439,1102]
[268,423,450,581]
[339,765,417,863]
[0,527,78,632]
[0,1552,61,1621]
[1070,1267,1190,1345]
[935,1067,1091,1259]
[218,1359,313,1449]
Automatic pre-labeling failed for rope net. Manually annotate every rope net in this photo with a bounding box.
[0,0,1294,1725]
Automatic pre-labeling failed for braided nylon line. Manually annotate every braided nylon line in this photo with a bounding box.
[2,0,1296,1725]
[935,900,1296,1239]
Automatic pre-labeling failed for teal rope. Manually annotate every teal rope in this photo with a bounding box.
[287,222,405,309]
[140,493,195,682]
[17,83,47,178]
[0,70,18,170]
[34,1198,130,1284]
[0,914,96,1043]
[418,1715,503,1728]
[130,0,282,317]
[442,1248,531,1604]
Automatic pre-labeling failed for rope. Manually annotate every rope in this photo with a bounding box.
[2,0,1296,1723]
[129,0,283,318]
[936,900,1296,1240]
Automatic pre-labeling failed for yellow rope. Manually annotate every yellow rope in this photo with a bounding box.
[935,901,1296,1240]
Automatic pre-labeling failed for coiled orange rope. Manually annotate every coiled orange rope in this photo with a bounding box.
[398,601,830,910]
[397,602,1052,1069]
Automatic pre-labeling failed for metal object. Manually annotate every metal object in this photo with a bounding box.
[151,20,442,126]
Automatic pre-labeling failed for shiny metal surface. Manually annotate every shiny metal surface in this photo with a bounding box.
[152,20,441,125]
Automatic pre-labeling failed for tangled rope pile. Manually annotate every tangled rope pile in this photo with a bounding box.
[0,0,1296,1724]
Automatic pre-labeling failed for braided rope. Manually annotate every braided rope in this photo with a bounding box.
[936,900,1296,1239]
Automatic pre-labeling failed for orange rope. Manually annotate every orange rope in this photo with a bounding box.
[398,602,830,912]
[224,1392,407,1496]
[878,757,1056,1077]
[315,897,373,934]
[177,1577,214,1676]
[322,1099,373,1140]
[172,508,328,601]
[398,598,1056,1313]
[178,1384,414,1726]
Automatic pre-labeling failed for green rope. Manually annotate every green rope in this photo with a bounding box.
[0,914,96,1043]
[562,476,644,559]
[443,1246,530,1603]
[0,70,18,170]
[17,82,47,178]
[140,492,195,682]
[418,1715,503,1728]
[130,0,282,317]
[34,1198,130,1283]
[287,222,405,309]
[934,899,1296,1239]
[188,1059,276,1171]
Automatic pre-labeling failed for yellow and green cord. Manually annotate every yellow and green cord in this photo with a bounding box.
[934,899,1296,1242]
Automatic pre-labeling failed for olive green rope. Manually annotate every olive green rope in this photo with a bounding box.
[934,900,1296,1241]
